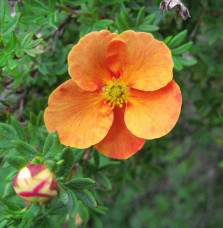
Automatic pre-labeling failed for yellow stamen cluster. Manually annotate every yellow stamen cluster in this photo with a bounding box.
[103,78,129,109]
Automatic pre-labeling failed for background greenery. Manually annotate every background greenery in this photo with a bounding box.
[0,0,223,227]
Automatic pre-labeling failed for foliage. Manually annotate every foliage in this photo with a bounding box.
[0,0,223,227]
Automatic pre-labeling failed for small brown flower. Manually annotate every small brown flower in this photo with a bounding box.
[160,0,191,20]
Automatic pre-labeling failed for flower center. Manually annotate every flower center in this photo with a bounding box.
[103,78,129,109]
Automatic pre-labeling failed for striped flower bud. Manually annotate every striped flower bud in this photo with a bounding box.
[13,164,57,203]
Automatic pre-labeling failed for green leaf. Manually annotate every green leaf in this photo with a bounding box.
[92,214,103,228]
[93,149,100,168]
[38,218,60,228]
[25,48,43,57]
[10,116,26,141]
[3,14,20,35]
[172,56,197,70]
[5,170,17,181]
[0,50,13,67]
[43,131,61,159]
[0,198,21,211]
[6,155,28,169]
[58,187,69,204]
[29,112,37,126]
[99,160,121,170]
[49,13,57,29]
[21,32,33,48]
[56,147,75,178]
[12,140,39,159]
[7,58,18,70]
[24,0,51,15]
[2,183,14,198]
[219,160,223,168]
[177,56,197,66]
[15,49,24,58]
[168,30,188,48]
[5,32,16,51]
[49,200,67,215]
[171,42,193,55]
[0,123,18,140]
[135,7,145,27]
[0,51,7,67]
[73,148,86,163]
[78,202,89,222]
[65,178,96,190]
[66,188,79,218]
[143,14,156,25]
[164,35,173,45]
[20,33,43,57]
[91,206,109,215]
[19,203,40,228]
[93,19,113,30]
[75,189,97,208]
[115,15,127,31]
[31,38,42,47]
[95,173,112,190]
[115,10,130,31]
[44,160,56,171]
[27,123,37,146]
[37,133,45,152]
[0,0,6,33]
[49,0,56,11]
[173,56,183,71]
[138,24,159,32]
[120,9,133,28]
[0,140,13,149]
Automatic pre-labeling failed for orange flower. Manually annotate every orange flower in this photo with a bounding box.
[44,30,182,159]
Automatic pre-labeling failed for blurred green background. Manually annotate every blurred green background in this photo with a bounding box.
[0,0,223,227]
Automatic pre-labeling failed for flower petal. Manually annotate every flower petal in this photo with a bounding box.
[68,30,117,91]
[95,108,145,159]
[125,80,182,139]
[44,79,114,148]
[106,30,173,91]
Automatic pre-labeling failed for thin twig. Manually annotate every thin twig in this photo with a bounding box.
[0,100,10,108]
[8,90,27,115]
[189,9,206,41]
[58,5,81,16]
[17,96,24,121]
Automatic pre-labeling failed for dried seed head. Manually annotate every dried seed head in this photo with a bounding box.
[7,0,20,17]
[160,0,191,20]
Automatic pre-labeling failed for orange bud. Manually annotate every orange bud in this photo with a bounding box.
[13,164,57,203]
